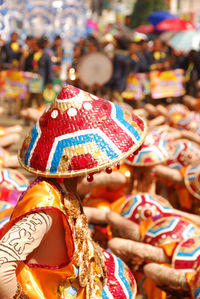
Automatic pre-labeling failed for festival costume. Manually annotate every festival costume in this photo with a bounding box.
[0,85,146,298]
[111,129,171,299]
[157,140,200,212]
[118,192,200,299]
[124,127,170,195]
[1,178,136,298]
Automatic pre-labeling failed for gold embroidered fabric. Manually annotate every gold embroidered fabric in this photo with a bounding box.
[11,282,30,299]
[63,192,107,298]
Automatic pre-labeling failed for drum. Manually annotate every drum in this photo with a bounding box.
[77,52,113,86]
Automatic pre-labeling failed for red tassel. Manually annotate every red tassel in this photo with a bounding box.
[87,173,94,182]
[106,167,112,174]
[56,178,63,184]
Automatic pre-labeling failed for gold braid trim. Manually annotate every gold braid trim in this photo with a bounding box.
[11,283,30,299]
[64,193,107,298]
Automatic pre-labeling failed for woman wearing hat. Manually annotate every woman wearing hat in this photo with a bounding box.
[0,85,146,298]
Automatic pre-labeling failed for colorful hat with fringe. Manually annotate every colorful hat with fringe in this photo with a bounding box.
[184,161,200,200]
[19,85,147,178]
[166,139,200,170]
[125,128,170,166]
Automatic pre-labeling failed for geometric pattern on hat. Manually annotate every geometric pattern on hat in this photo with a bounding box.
[102,250,137,298]
[168,103,190,128]
[142,216,200,255]
[19,85,147,178]
[125,128,169,166]
[168,103,200,132]
[167,139,200,170]
[0,201,13,231]
[172,236,200,273]
[120,193,173,225]
[0,169,28,191]
[176,111,200,131]
[173,111,200,132]
[184,161,200,200]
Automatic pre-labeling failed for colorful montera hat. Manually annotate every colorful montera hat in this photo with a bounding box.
[184,161,200,200]
[125,128,170,166]
[120,193,173,225]
[172,235,200,273]
[19,85,147,178]
[167,140,200,170]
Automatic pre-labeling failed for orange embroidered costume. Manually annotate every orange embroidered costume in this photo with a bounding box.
[0,85,147,298]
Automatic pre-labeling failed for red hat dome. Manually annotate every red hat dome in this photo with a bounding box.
[19,85,147,178]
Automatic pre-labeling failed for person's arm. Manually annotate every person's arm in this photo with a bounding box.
[0,211,52,298]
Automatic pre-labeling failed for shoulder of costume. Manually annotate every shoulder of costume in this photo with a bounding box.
[9,179,64,223]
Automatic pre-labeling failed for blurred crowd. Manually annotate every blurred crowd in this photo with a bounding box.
[0,32,64,87]
[1,31,200,108]
[69,33,200,99]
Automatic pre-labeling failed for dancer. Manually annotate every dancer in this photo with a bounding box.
[0,85,147,298]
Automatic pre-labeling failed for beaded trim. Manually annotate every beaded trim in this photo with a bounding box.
[12,282,30,299]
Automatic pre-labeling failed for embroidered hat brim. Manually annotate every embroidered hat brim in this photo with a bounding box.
[19,85,147,178]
